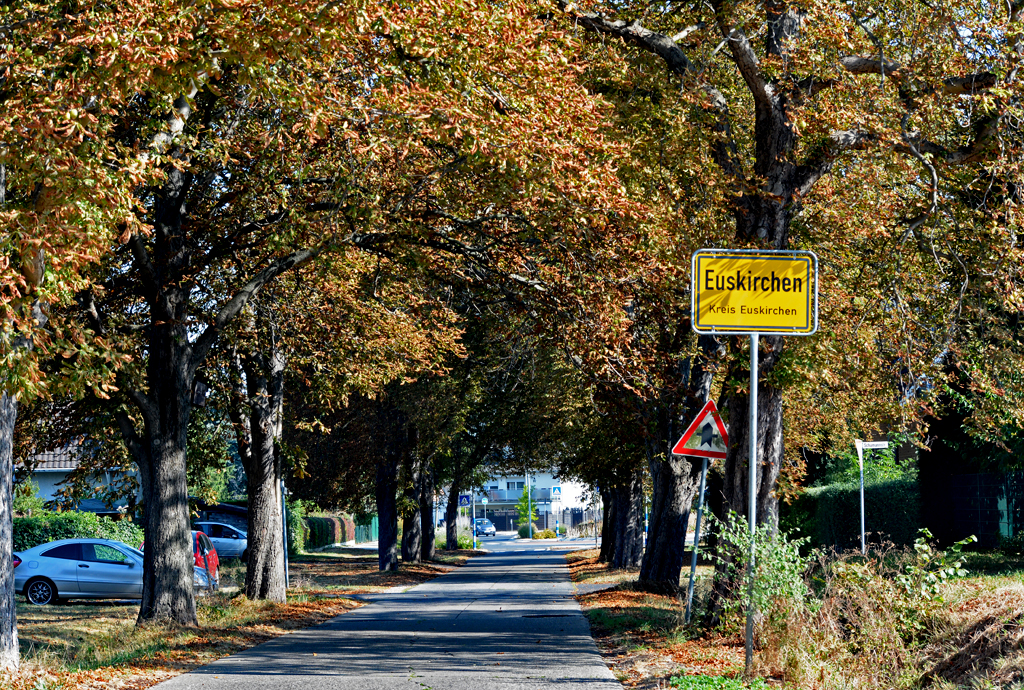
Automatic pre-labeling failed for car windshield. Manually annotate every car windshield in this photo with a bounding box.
[123,545,144,559]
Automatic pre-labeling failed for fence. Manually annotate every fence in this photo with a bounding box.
[354,516,378,544]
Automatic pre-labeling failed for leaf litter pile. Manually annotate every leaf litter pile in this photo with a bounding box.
[568,550,749,689]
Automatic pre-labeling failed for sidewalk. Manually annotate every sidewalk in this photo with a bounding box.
[155,549,621,689]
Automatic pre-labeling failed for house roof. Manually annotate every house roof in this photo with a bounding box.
[19,444,82,472]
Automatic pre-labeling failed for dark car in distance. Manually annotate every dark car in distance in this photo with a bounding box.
[473,518,496,537]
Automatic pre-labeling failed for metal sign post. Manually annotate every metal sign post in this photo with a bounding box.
[691,248,818,677]
[856,440,890,554]
[527,473,532,539]
[472,492,477,549]
[673,399,728,623]
[745,334,758,672]
[684,456,709,623]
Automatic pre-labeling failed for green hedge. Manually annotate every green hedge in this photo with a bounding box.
[780,478,920,550]
[303,515,357,550]
[13,511,144,552]
[286,499,306,557]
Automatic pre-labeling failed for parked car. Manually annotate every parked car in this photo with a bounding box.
[473,518,496,537]
[13,538,210,605]
[140,531,220,590]
[193,521,248,561]
[193,531,219,590]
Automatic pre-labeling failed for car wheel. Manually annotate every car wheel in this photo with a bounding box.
[25,578,57,606]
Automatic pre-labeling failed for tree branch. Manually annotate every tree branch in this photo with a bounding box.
[557,1,696,77]
[794,129,876,195]
[126,233,158,300]
[190,247,320,374]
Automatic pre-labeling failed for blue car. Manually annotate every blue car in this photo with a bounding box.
[473,518,496,537]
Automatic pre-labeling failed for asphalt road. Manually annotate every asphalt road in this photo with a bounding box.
[154,538,620,689]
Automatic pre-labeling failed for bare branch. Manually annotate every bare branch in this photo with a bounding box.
[840,56,903,75]
[190,247,320,373]
[724,27,771,108]
[557,1,696,77]
[941,72,998,95]
[794,130,875,195]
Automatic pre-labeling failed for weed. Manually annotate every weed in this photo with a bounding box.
[669,674,770,689]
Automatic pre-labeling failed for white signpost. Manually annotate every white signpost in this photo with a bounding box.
[691,248,819,674]
[855,440,890,554]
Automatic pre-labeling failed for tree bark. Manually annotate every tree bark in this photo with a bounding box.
[639,435,700,592]
[420,461,436,561]
[228,311,288,602]
[445,468,462,550]
[376,454,400,571]
[133,282,199,626]
[710,340,785,618]
[0,393,19,670]
[401,431,422,564]
[598,486,616,563]
[638,335,721,592]
[611,467,645,569]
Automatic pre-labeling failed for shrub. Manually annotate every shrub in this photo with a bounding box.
[13,510,143,552]
[304,514,358,550]
[286,499,306,556]
[533,529,556,539]
[780,478,920,550]
[437,533,473,549]
[754,530,976,688]
[707,512,814,629]
[558,526,567,536]
[518,523,540,539]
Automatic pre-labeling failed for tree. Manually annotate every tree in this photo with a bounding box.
[515,485,538,531]
[554,0,1024,598]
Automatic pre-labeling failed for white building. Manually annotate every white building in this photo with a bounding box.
[436,472,589,532]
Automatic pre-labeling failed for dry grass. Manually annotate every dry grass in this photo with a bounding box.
[918,579,1024,688]
[1,549,481,690]
[567,549,1024,690]
[567,551,742,689]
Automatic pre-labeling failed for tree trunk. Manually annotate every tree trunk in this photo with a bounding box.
[0,393,19,670]
[639,439,701,592]
[638,336,721,593]
[445,473,462,550]
[227,303,289,603]
[401,434,422,564]
[598,486,616,563]
[612,467,645,569]
[133,301,198,626]
[376,455,400,571]
[420,462,436,561]
[241,358,286,597]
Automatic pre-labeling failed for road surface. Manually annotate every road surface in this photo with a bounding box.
[155,537,620,689]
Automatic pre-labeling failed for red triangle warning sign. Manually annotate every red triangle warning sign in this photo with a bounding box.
[671,400,729,459]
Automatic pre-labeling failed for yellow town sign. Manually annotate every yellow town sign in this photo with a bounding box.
[691,249,818,335]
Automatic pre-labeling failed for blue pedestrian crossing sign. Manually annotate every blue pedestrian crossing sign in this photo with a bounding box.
[552,486,562,498]
[458,494,471,507]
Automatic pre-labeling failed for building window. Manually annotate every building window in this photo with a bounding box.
[507,481,525,490]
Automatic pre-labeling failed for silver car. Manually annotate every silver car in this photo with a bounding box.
[15,538,208,605]
[193,522,248,561]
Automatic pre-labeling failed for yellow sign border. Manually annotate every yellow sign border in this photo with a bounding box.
[691,249,818,335]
